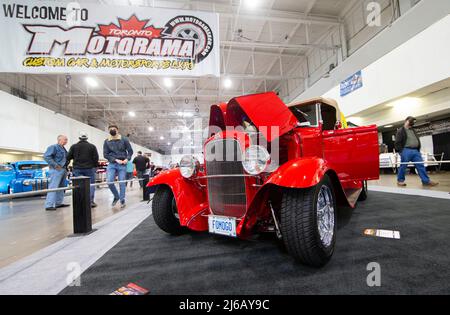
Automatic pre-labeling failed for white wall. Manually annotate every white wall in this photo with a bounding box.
[345,87,450,127]
[321,15,450,117]
[291,0,450,104]
[0,90,163,165]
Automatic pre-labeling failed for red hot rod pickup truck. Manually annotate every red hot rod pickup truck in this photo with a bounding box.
[148,92,379,267]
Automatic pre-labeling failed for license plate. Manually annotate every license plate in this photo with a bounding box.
[208,215,237,237]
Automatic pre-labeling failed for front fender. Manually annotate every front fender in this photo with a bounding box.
[265,157,329,189]
[148,169,208,231]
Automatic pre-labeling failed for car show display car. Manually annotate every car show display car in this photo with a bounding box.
[0,160,51,194]
[0,164,15,194]
[148,92,379,267]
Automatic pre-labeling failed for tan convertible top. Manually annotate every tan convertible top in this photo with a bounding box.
[288,97,341,121]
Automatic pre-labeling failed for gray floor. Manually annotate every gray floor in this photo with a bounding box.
[0,184,144,268]
[60,191,450,295]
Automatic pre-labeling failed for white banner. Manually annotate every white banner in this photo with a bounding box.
[0,0,220,76]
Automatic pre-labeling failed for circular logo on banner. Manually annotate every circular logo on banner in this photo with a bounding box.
[164,16,214,63]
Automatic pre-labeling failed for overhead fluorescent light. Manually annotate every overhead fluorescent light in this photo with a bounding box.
[85,77,98,88]
[163,77,173,88]
[6,151,24,155]
[160,136,165,140]
[223,78,233,89]
[388,97,421,108]
[128,111,136,117]
[177,112,194,118]
[245,0,259,9]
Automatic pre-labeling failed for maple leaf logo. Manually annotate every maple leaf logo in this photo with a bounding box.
[97,15,163,39]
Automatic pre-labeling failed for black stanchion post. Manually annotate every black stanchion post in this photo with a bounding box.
[143,174,150,201]
[72,176,92,234]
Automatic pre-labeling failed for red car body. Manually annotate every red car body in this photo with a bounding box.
[148,92,379,265]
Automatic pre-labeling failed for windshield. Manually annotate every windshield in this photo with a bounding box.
[289,104,318,127]
[241,115,258,134]
[0,165,13,172]
[18,163,48,171]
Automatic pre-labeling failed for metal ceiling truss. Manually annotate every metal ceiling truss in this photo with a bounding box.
[2,0,347,154]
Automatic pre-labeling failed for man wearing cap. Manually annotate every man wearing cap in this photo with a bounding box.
[395,117,439,187]
[103,124,133,208]
[67,132,100,207]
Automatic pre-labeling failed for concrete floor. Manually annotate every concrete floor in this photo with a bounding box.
[0,184,146,268]
[370,171,450,192]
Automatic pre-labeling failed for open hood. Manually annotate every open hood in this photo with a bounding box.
[227,92,298,142]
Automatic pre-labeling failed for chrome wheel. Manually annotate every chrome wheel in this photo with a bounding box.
[316,185,335,247]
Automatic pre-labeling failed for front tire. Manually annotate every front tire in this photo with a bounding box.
[152,186,184,235]
[280,175,337,267]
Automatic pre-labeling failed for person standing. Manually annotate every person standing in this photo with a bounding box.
[67,132,99,208]
[132,151,150,188]
[103,125,133,208]
[43,135,69,211]
[149,161,155,177]
[126,159,134,188]
[395,116,439,187]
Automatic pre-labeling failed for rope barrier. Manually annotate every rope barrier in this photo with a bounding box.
[0,178,147,200]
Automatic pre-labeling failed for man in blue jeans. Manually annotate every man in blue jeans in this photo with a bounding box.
[103,125,133,208]
[395,116,438,187]
[67,132,99,208]
[44,135,69,211]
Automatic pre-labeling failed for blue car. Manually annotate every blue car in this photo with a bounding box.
[0,160,65,195]
[0,164,15,194]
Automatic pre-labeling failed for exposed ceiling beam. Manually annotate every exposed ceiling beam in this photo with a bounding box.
[221,46,305,57]
[220,12,340,26]
[221,40,339,51]
[304,0,318,15]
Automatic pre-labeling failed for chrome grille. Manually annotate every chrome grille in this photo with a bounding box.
[205,139,247,218]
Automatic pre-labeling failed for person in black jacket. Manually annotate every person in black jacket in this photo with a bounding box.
[103,124,133,208]
[132,151,150,188]
[394,117,438,187]
[67,132,100,207]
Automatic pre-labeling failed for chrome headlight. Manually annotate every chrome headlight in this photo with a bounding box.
[23,180,33,186]
[180,155,200,178]
[242,145,271,175]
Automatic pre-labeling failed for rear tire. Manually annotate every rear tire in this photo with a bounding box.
[358,180,368,201]
[280,175,337,267]
[152,186,184,235]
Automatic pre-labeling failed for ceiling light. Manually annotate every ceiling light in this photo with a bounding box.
[388,97,421,117]
[85,77,98,88]
[388,97,421,108]
[163,77,173,88]
[128,111,136,117]
[223,78,233,89]
[245,0,259,9]
[160,136,164,140]
[177,112,194,118]
[148,126,154,132]
[167,142,171,146]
